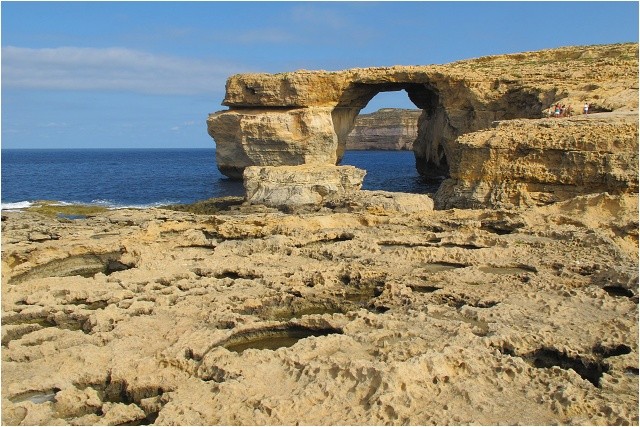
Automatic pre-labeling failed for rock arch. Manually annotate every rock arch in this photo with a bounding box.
[207,43,638,208]
[207,69,493,180]
[331,83,446,176]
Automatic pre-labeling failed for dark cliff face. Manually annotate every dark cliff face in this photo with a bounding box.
[345,109,422,151]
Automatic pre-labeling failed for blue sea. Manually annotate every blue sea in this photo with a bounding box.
[1,149,440,209]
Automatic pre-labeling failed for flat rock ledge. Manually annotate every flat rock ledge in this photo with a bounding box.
[348,190,435,213]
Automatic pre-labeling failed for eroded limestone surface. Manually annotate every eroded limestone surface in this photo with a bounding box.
[2,193,638,425]
[243,164,366,208]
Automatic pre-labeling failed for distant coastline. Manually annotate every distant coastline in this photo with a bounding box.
[346,108,421,151]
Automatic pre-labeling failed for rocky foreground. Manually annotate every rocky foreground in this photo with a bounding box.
[1,191,638,425]
[3,42,639,426]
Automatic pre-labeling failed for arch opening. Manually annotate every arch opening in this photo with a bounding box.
[333,84,448,195]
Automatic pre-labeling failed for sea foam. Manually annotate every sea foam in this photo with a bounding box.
[1,201,34,210]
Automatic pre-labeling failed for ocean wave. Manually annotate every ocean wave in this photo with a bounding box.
[1,199,182,211]
[1,200,79,210]
[89,199,182,209]
[1,201,34,210]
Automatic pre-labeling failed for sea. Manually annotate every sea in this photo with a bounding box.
[1,149,441,210]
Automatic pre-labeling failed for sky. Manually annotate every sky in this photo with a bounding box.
[2,1,638,149]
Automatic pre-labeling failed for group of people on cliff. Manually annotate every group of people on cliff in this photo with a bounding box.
[547,102,590,118]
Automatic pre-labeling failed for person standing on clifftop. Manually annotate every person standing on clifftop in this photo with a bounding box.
[583,102,590,114]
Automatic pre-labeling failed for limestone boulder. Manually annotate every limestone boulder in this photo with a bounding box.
[243,165,366,208]
[208,107,339,179]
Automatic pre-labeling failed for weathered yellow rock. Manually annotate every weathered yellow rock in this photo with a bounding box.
[208,44,638,181]
[207,43,638,207]
[435,111,639,208]
[209,107,339,179]
[1,193,637,425]
[243,164,366,207]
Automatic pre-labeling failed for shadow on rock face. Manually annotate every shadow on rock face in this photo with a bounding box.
[9,252,135,285]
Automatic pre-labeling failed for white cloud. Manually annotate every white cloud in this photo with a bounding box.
[2,46,245,95]
[290,5,349,30]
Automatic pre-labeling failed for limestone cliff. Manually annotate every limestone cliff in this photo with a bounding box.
[434,111,639,209]
[207,43,638,208]
[346,108,422,151]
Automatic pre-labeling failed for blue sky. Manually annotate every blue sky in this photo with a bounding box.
[2,1,638,149]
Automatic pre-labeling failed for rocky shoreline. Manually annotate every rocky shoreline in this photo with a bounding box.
[1,190,638,425]
[2,42,639,425]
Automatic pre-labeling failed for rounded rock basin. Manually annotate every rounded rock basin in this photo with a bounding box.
[221,325,342,354]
